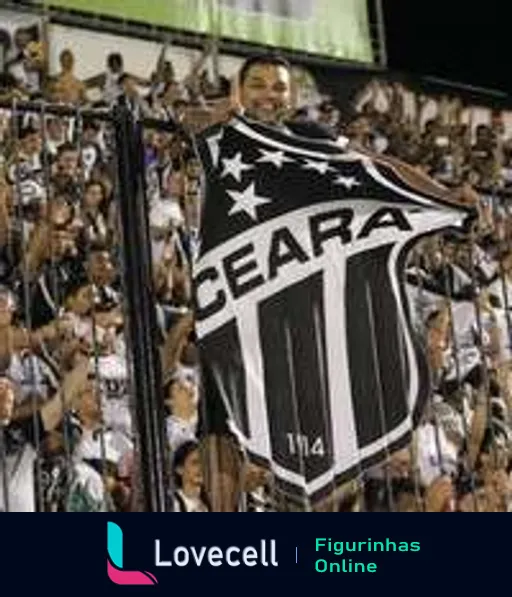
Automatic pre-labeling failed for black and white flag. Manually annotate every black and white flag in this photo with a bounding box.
[193,114,471,506]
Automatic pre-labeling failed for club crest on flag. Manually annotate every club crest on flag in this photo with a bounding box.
[193,114,471,506]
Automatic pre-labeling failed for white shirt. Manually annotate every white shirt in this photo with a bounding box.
[7,351,57,401]
[166,415,197,452]
[489,277,512,310]
[494,308,512,362]
[103,70,122,105]
[416,422,458,486]
[0,443,37,512]
[93,354,132,438]
[173,489,208,512]
[66,461,108,512]
[75,428,132,469]
[443,301,484,381]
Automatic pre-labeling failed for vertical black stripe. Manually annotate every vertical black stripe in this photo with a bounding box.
[345,244,409,448]
[258,272,333,483]
[200,319,250,438]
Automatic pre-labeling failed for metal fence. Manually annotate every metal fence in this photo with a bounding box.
[0,98,172,512]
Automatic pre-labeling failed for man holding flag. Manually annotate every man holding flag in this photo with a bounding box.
[193,53,475,512]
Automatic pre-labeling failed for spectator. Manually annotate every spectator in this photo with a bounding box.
[172,440,210,512]
[5,25,44,98]
[0,359,89,511]
[49,49,86,104]
[164,371,198,453]
[84,52,149,106]
[81,181,110,247]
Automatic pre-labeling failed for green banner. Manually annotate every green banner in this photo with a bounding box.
[38,0,374,63]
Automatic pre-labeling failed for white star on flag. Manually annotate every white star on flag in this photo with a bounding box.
[257,149,294,168]
[334,175,360,190]
[301,159,333,175]
[221,152,253,182]
[206,129,223,168]
[227,182,272,220]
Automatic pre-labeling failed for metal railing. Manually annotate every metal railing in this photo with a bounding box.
[0,97,170,511]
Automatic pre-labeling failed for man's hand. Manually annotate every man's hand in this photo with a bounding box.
[447,182,479,207]
[424,475,454,512]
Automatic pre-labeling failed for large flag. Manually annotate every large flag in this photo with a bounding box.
[193,114,470,506]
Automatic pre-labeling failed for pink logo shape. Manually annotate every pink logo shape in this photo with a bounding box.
[107,522,158,586]
[107,560,158,586]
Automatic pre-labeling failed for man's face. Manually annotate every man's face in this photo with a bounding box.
[84,183,104,209]
[455,244,472,271]
[58,149,79,177]
[0,293,14,328]
[150,131,166,152]
[96,325,117,356]
[83,125,99,143]
[163,61,175,83]
[88,251,115,286]
[108,56,123,74]
[23,132,42,157]
[181,449,203,488]
[239,63,292,124]
[60,51,74,71]
[47,118,64,140]
[15,30,31,51]
[51,229,76,259]
[69,285,93,316]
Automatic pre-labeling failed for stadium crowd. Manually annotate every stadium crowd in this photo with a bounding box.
[1,21,512,512]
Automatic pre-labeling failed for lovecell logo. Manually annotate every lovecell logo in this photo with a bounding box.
[107,522,158,585]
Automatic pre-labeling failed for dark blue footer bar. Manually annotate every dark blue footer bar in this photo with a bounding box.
[2,515,497,594]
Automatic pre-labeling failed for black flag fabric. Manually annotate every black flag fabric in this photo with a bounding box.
[193,114,471,506]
